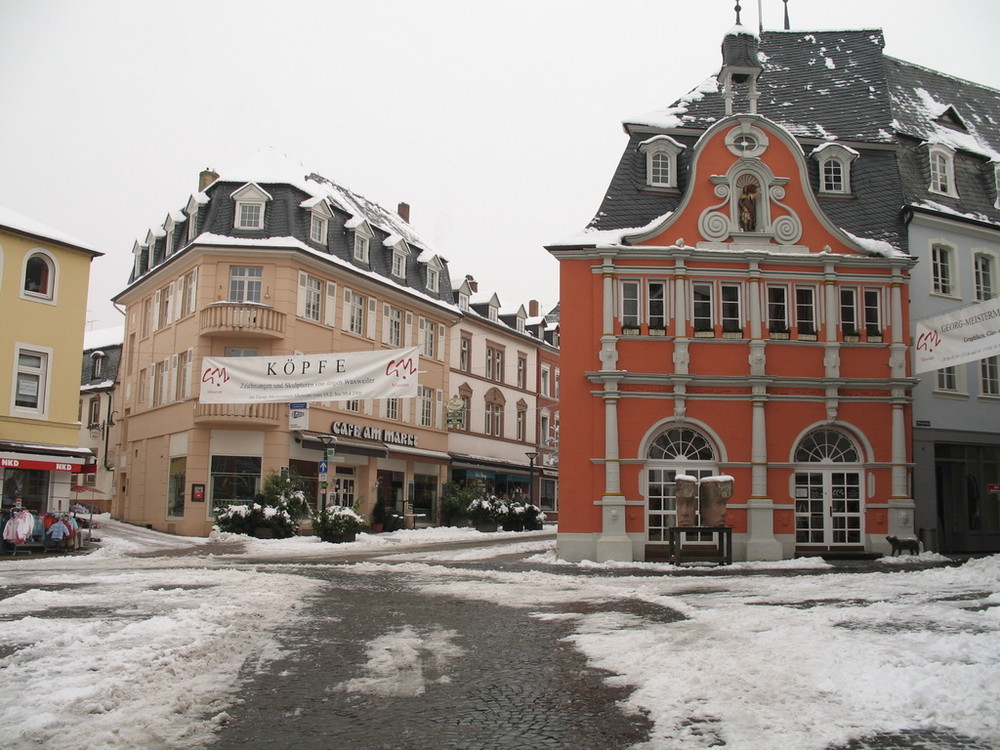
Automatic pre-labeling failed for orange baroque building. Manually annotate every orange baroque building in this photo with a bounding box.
[548,27,916,563]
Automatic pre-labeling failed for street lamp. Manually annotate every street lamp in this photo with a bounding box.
[525,451,539,507]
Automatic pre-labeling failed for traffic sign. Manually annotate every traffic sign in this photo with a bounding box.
[318,460,329,473]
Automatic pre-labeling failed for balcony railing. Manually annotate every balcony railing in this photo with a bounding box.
[194,401,283,427]
[200,303,285,338]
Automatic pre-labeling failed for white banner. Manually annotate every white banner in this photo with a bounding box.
[914,297,1000,374]
[199,347,420,403]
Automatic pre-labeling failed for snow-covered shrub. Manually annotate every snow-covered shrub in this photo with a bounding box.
[312,505,367,542]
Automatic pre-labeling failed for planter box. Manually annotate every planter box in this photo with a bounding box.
[769,332,790,340]
[722,330,744,339]
[867,335,883,343]
[694,330,715,338]
[843,335,860,343]
[322,531,357,543]
[648,328,667,336]
[621,327,640,336]
[798,333,817,341]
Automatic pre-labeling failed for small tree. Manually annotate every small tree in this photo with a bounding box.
[214,469,311,539]
[438,481,483,525]
[313,505,367,542]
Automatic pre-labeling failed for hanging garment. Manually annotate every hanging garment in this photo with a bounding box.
[3,510,35,546]
[47,520,70,542]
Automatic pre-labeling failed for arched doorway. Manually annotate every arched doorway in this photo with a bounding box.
[793,428,865,549]
[644,426,718,542]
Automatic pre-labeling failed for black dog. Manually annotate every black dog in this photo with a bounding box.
[886,535,921,556]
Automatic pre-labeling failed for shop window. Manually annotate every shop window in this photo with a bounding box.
[209,456,261,515]
[168,457,186,517]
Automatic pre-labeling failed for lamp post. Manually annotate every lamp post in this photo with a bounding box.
[525,451,539,507]
[316,433,336,509]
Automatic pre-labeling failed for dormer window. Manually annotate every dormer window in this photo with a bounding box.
[993,163,1000,210]
[639,135,685,189]
[392,248,407,278]
[488,304,498,323]
[300,197,332,245]
[811,142,859,195]
[310,213,327,243]
[231,183,272,230]
[351,222,373,263]
[458,292,469,311]
[927,144,958,197]
[425,256,443,293]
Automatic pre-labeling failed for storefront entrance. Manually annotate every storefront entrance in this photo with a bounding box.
[793,429,865,550]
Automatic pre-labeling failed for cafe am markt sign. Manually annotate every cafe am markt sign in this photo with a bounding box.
[199,347,419,404]
[914,296,1000,374]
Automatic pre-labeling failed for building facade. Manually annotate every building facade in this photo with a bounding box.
[77,326,123,514]
[549,26,919,562]
[885,58,1000,553]
[1,206,102,512]
[113,151,458,536]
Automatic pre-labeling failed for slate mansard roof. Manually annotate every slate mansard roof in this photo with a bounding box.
[579,28,1000,252]
[122,149,455,309]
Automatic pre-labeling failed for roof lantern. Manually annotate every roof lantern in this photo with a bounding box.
[720,4,762,115]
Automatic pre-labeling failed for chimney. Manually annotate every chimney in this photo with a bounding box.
[465,274,478,293]
[397,202,410,223]
[529,300,539,317]
[199,168,219,192]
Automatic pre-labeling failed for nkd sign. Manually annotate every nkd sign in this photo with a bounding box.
[1,457,83,472]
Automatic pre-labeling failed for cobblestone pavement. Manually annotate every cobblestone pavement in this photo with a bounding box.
[209,564,653,750]
[205,546,998,750]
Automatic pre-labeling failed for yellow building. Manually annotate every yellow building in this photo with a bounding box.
[1,206,102,512]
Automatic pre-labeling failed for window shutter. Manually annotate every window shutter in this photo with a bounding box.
[382,303,391,344]
[342,287,352,330]
[166,282,175,323]
[189,267,198,317]
[367,298,377,339]
[404,312,413,346]
[325,282,337,326]
[435,389,443,429]
[147,368,154,407]
[438,324,446,361]
[153,289,162,330]
[297,272,308,318]
[169,354,178,403]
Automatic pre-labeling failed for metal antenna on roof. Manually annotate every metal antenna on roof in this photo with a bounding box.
[734,1,742,25]
[758,0,763,32]
[783,0,790,30]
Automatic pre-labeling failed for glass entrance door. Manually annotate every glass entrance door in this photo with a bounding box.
[794,471,863,546]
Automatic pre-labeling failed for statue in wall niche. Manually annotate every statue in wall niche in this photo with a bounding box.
[738,178,759,232]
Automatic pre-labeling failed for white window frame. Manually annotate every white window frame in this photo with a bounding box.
[426,266,440,293]
[767,284,789,332]
[232,183,271,230]
[648,280,668,330]
[639,135,685,189]
[419,317,436,358]
[980,356,1000,397]
[620,280,640,329]
[931,242,957,297]
[353,226,372,263]
[928,144,958,197]
[840,287,859,334]
[310,212,328,244]
[344,289,365,336]
[692,281,714,331]
[795,286,818,335]
[298,272,322,321]
[936,365,964,395]
[12,344,51,416]
[720,283,741,332]
[862,287,883,335]
[21,249,57,303]
[384,304,402,347]
[392,248,407,279]
[419,386,433,427]
[229,266,263,304]
[811,142,859,195]
[540,364,551,397]
[974,252,995,302]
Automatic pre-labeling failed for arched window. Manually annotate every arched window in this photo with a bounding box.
[647,427,716,461]
[639,135,685,190]
[23,252,54,299]
[650,152,671,186]
[794,429,859,463]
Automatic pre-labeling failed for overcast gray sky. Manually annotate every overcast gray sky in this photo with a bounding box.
[2,0,999,332]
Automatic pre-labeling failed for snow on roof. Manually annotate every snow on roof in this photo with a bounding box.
[840,229,907,259]
[0,204,100,253]
[84,325,124,350]
[627,77,720,130]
